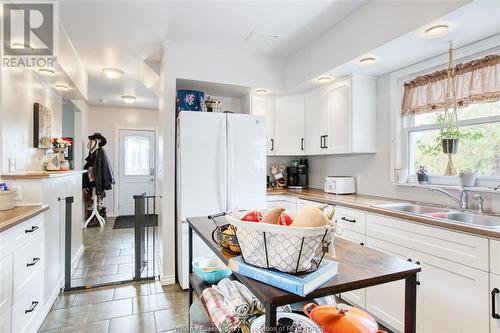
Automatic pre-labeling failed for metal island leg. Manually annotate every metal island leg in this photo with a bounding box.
[265,302,277,332]
[404,273,418,333]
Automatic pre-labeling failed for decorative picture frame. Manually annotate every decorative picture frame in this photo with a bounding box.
[33,103,52,149]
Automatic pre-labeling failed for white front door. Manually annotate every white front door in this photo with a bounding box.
[118,129,156,216]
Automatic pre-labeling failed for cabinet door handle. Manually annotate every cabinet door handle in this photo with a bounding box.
[407,258,413,262]
[341,217,356,223]
[27,257,40,267]
[324,135,328,149]
[25,301,39,314]
[492,288,500,319]
[25,226,39,233]
[415,261,421,265]
[301,138,304,151]
[270,139,274,151]
[320,135,324,149]
[359,242,364,246]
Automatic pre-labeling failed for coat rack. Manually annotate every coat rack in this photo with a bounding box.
[83,188,106,228]
[82,137,107,228]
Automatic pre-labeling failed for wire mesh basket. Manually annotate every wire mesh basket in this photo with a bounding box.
[226,215,333,274]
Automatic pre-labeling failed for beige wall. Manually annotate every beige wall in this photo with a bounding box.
[1,68,62,172]
[86,105,159,216]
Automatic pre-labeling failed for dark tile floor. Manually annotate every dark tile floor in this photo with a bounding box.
[72,217,158,287]
[38,281,188,333]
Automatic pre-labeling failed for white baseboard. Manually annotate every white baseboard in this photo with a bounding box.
[160,272,176,285]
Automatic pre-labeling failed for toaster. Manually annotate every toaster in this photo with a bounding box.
[324,176,355,194]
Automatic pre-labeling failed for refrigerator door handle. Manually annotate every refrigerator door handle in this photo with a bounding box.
[226,114,231,212]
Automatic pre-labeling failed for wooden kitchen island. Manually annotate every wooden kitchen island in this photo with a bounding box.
[187,216,421,333]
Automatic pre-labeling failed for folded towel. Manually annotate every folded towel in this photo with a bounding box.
[233,281,264,313]
[201,287,240,333]
[213,278,250,319]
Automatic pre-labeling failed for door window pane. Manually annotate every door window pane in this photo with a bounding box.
[124,135,150,175]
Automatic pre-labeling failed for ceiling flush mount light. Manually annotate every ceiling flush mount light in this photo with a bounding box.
[122,95,136,104]
[424,24,449,38]
[38,68,55,76]
[55,83,71,91]
[318,76,332,83]
[102,67,125,79]
[255,89,269,95]
[359,57,377,65]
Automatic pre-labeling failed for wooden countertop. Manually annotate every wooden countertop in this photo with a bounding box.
[268,188,500,239]
[187,215,420,306]
[0,205,49,232]
[1,170,86,180]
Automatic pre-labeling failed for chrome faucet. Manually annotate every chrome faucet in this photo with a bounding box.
[473,194,484,214]
[429,186,469,209]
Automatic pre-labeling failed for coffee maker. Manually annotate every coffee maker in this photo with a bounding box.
[286,159,308,189]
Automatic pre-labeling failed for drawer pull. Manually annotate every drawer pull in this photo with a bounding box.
[25,226,39,233]
[25,301,39,314]
[341,217,356,223]
[26,257,40,267]
[492,288,500,319]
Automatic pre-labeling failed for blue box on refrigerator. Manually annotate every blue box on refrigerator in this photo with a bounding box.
[177,90,204,112]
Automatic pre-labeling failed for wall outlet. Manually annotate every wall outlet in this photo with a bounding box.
[11,185,22,201]
[354,173,361,186]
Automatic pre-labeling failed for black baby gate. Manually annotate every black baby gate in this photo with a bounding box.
[132,193,160,281]
[64,194,160,291]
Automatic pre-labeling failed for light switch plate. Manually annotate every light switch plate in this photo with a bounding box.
[11,185,22,201]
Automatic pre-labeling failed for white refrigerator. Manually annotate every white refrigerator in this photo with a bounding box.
[176,111,267,289]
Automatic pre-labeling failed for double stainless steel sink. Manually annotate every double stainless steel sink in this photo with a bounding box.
[374,203,500,229]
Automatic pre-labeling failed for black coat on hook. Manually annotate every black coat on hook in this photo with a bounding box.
[83,133,115,195]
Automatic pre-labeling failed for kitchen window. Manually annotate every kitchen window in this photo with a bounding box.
[404,102,500,179]
[394,43,500,188]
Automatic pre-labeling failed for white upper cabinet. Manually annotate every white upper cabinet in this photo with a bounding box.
[275,95,305,156]
[305,89,329,155]
[304,74,377,155]
[249,96,276,155]
[326,82,350,153]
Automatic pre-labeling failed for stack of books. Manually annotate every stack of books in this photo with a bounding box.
[227,256,338,297]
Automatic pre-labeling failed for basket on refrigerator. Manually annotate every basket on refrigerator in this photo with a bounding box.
[226,214,334,274]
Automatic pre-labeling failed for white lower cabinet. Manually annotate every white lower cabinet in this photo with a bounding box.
[297,199,321,210]
[365,237,415,332]
[337,229,366,308]
[415,251,489,333]
[1,214,47,333]
[491,274,500,333]
[11,268,44,333]
[0,255,13,333]
[266,195,297,211]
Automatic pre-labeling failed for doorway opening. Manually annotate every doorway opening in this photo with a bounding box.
[66,128,159,290]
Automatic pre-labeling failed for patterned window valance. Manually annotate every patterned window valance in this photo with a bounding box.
[401,54,500,117]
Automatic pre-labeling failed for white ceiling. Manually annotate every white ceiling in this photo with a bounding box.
[59,0,369,109]
[59,0,500,108]
[285,0,500,95]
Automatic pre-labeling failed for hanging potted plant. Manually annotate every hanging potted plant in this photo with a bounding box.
[438,116,459,154]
